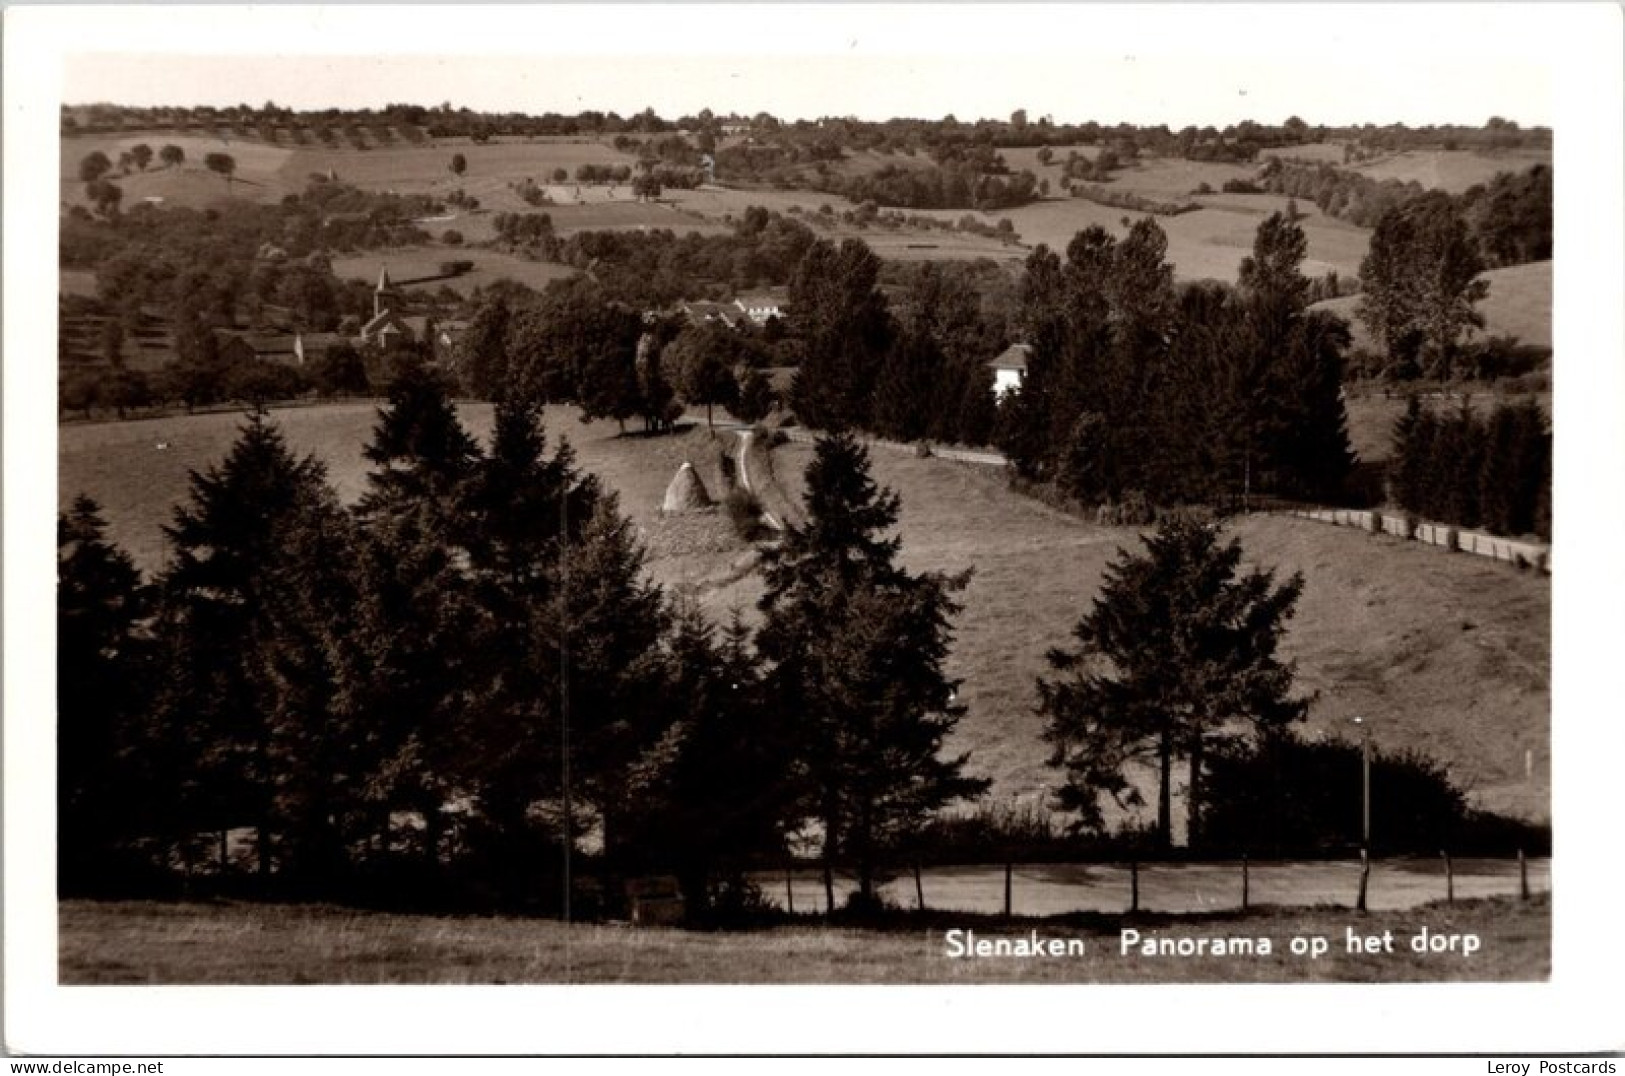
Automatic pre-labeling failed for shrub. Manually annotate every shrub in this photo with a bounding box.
[442,229,463,245]
[724,487,771,541]
[1202,733,1472,857]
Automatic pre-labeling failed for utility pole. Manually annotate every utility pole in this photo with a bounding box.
[1354,715,1371,913]
[561,481,572,927]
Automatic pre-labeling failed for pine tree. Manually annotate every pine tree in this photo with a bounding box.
[1039,518,1308,848]
[757,433,987,910]
[624,606,796,919]
[353,362,484,869]
[559,493,671,880]
[1390,396,1432,514]
[154,412,357,881]
[58,496,152,892]
[453,398,605,904]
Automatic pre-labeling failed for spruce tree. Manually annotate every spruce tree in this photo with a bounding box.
[154,412,358,882]
[1039,518,1308,848]
[353,361,484,869]
[58,496,152,892]
[624,606,796,919]
[757,433,987,910]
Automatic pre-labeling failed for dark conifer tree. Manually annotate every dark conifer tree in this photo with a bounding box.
[353,361,484,869]
[871,327,940,444]
[559,493,671,881]
[153,412,358,882]
[625,606,796,919]
[1040,518,1307,848]
[58,496,152,892]
[732,365,777,425]
[757,433,987,910]
[787,238,893,431]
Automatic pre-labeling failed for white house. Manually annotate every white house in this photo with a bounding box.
[989,343,1032,399]
[732,293,784,325]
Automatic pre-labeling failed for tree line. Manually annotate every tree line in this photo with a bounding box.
[1389,396,1551,541]
[59,365,987,918]
[780,210,1354,510]
[1261,158,1551,269]
[65,394,1526,919]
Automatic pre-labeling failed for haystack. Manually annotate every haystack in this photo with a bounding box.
[661,461,712,513]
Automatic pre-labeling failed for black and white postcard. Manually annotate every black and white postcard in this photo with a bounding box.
[5,2,1622,1058]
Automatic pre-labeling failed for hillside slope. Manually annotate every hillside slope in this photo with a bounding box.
[57,405,1550,824]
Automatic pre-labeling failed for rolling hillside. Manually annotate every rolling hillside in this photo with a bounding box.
[58,404,1550,825]
[1312,260,1553,352]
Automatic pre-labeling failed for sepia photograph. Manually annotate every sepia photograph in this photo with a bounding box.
[5,2,1623,1057]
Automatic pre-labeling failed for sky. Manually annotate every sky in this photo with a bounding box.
[52,5,1556,129]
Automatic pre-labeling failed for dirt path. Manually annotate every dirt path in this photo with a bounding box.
[735,429,788,531]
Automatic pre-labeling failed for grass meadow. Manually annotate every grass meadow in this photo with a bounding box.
[58,894,1549,983]
[60,133,646,213]
[330,246,580,296]
[59,401,1549,822]
[1345,148,1553,195]
[1313,260,1553,354]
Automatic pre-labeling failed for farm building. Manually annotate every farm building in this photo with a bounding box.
[216,330,345,367]
[359,309,434,349]
[732,292,784,325]
[989,343,1031,399]
[674,292,786,328]
[679,300,746,328]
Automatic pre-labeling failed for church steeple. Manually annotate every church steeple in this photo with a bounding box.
[374,266,396,318]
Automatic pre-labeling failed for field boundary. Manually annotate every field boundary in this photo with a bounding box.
[756,853,1550,918]
[777,426,1549,570]
[1277,505,1550,571]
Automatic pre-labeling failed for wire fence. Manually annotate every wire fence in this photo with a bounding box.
[750,854,1550,919]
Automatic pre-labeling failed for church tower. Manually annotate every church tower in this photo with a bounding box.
[375,266,398,318]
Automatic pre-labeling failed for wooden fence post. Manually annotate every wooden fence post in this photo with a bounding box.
[1519,849,1529,901]
[914,863,926,912]
[1241,854,1250,911]
[1003,862,1013,919]
[1130,860,1139,914]
[1442,851,1453,904]
[785,868,794,916]
[1356,848,1370,913]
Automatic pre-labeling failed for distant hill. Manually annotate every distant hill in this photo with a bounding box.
[1311,260,1552,353]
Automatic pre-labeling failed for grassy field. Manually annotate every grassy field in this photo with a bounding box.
[58,403,1551,822]
[1341,388,1552,471]
[1267,144,1553,193]
[1346,148,1552,195]
[1313,260,1553,351]
[765,439,1551,822]
[330,245,580,296]
[979,193,1370,283]
[60,133,646,213]
[58,894,1549,983]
